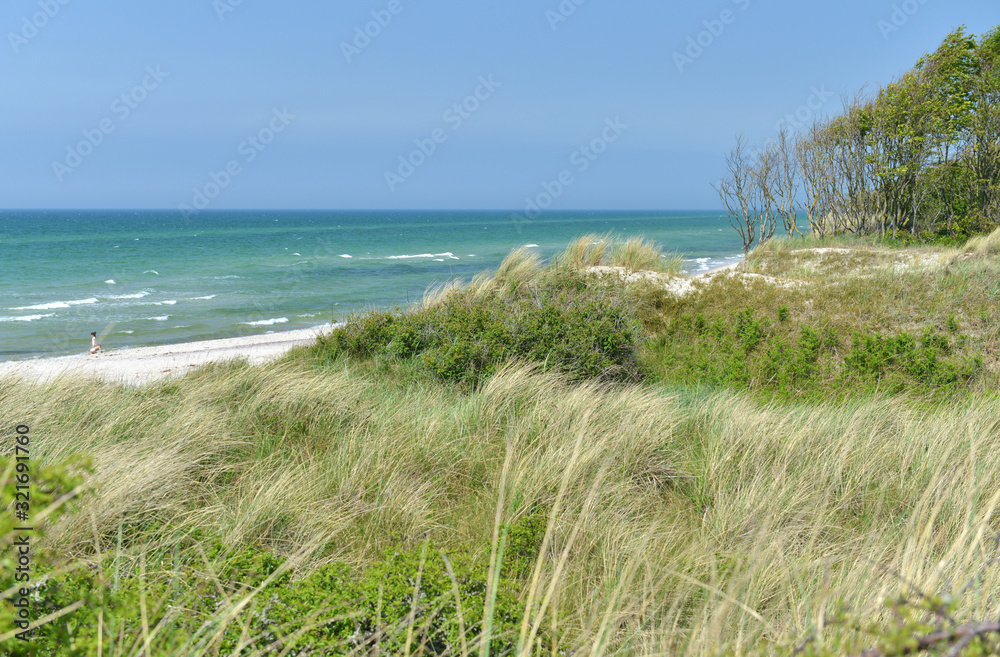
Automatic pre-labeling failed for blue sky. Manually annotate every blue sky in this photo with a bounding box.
[3,0,996,211]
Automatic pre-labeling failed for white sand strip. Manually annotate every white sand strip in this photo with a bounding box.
[0,324,340,386]
[584,260,744,296]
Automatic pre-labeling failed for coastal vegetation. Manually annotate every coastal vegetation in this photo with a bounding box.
[4,230,1000,655]
[718,26,1000,249]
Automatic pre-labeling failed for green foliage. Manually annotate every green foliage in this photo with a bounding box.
[946,313,960,333]
[0,454,89,655]
[502,506,548,580]
[13,563,143,657]
[650,308,835,396]
[312,276,646,386]
[648,307,981,398]
[727,26,1000,241]
[305,235,687,387]
[17,540,528,657]
[843,328,981,390]
[790,593,999,657]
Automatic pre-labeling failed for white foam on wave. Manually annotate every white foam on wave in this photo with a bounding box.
[191,295,216,300]
[340,254,352,259]
[681,254,745,275]
[105,279,116,284]
[215,275,241,280]
[0,313,55,323]
[242,318,289,326]
[12,297,98,311]
[12,301,69,310]
[162,300,177,305]
[106,291,150,300]
[433,258,445,262]
[144,270,159,275]
[120,330,134,334]
[291,252,301,256]
[525,244,539,248]
[145,316,169,321]
[388,252,460,260]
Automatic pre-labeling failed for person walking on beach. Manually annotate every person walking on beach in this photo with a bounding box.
[90,331,103,354]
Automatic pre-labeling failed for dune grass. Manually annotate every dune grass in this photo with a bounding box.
[554,234,683,275]
[3,359,1000,655]
[557,234,613,271]
[962,226,1000,257]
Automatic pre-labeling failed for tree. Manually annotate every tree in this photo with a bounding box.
[715,135,759,253]
[719,25,1000,244]
[760,127,802,237]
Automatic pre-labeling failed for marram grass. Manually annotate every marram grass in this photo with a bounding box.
[2,359,1000,655]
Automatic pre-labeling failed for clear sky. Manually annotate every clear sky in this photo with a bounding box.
[3,0,996,211]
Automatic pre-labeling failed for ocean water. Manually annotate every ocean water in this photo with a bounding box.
[0,210,743,361]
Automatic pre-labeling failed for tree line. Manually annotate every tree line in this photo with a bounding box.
[717,26,1000,252]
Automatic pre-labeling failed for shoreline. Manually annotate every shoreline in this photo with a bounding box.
[703,260,742,275]
[0,259,745,387]
[0,324,340,386]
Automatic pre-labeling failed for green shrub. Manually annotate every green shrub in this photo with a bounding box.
[20,540,529,657]
[1,454,89,656]
[647,308,980,398]
[843,328,982,389]
[502,506,548,580]
[313,282,646,386]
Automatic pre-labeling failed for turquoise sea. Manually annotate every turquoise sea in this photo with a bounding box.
[0,210,743,361]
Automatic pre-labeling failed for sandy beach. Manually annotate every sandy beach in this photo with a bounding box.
[0,324,339,386]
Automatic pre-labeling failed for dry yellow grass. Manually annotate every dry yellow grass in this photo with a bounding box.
[610,237,683,275]
[558,234,613,270]
[3,357,1000,654]
[963,226,1000,257]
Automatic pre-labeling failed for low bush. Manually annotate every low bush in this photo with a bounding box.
[16,540,528,656]
[843,328,982,389]
[0,454,88,655]
[647,307,981,398]
[310,251,649,386]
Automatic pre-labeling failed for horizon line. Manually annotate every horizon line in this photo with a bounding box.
[0,207,726,213]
